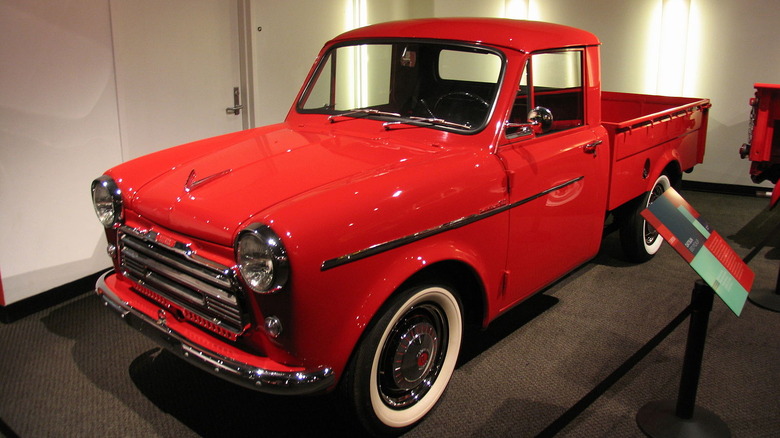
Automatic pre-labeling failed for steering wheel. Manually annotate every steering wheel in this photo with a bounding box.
[432,92,490,126]
[434,91,490,111]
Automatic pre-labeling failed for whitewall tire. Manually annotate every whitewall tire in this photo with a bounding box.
[343,284,463,436]
[620,173,671,262]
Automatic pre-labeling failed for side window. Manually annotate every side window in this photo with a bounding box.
[508,50,584,136]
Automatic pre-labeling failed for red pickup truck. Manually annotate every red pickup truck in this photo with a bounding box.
[740,83,780,206]
[91,18,710,435]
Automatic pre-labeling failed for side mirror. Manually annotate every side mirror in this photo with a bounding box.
[528,106,553,133]
[505,106,554,138]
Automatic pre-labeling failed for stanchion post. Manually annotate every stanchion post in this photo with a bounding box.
[636,280,730,438]
[747,262,780,311]
[675,280,714,419]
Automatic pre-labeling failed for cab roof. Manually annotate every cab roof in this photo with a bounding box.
[330,18,600,53]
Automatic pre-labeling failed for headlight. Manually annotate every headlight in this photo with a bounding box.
[91,175,123,228]
[235,224,290,294]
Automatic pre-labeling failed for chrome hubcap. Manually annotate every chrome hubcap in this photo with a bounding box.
[378,304,447,409]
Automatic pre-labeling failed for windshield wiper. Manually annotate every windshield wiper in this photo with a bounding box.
[383,116,472,131]
[329,110,473,131]
[328,109,401,123]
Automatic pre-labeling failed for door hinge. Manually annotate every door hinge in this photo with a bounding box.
[505,169,515,195]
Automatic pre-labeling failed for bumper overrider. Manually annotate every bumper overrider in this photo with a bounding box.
[95,271,334,395]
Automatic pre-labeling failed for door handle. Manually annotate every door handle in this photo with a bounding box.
[226,87,243,115]
[226,104,244,115]
[582,140,602,155]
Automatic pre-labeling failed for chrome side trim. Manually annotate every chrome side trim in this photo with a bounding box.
[95,272,334,395]
[320,176,584,271]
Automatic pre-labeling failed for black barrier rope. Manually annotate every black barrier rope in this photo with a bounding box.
[636,281,731,438]
[744,217,780,312]
[0,416,20,438]
[534,303,692,438]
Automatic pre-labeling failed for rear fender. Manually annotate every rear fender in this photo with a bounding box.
[645,151,682,193]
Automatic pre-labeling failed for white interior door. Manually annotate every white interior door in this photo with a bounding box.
[111,0,249,160]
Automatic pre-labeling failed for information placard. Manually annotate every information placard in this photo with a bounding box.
[641,188,754,316]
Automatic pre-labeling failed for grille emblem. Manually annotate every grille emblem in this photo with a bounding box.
[153,232,176,248]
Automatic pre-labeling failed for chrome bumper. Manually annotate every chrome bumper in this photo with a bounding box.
[95,271,334,395]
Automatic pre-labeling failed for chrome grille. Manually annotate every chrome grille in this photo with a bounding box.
[118,227,246,336]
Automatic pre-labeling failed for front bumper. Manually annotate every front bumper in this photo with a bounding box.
[95,271,334,395]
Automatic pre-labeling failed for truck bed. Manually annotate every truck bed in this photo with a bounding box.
[602,91,711,210]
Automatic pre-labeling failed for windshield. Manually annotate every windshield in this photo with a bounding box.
[297,41,503,132]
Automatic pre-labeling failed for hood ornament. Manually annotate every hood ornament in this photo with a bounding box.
[185,168,232,193]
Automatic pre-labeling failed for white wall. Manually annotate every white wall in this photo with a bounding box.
[1,0,778,304]
[0,0,122,305]
[516,0,780,186]
[687,0,779,185]
[110,0,246,159]
[250,0,435,125]
[251,0,352,124]
[250,0,780,185]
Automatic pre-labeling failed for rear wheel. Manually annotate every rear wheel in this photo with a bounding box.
[343,284,463,436]
[619,174,671,262]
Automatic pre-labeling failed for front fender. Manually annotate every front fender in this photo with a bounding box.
[262,201,509,382]
[244,148,508,378]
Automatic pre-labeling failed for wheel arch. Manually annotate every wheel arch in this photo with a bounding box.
[394,260,486,329]
[615,158,682,218]
[338,260,484,435]
[658,159,683,190]
[341,259,486,380]
[628,158,683,210]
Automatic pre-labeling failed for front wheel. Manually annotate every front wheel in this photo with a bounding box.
[619,174,671,262]
[342,284,463,436]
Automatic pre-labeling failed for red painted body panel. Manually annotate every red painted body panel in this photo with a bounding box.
[747,84,780,163]
[0,267,5,307]
[742,84,780,206]
[603,92,710,210]
[93,19,710,393]
[328,18,600,51]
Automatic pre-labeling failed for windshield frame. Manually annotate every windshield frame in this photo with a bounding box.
[296,38,507,134]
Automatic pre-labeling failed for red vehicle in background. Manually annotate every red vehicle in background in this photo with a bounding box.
[91,19,710,435]
[740,83,780,207]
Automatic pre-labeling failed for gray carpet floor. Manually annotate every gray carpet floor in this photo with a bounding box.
[1,189,778,437]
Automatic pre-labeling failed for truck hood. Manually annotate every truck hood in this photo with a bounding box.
[126,125,441,246]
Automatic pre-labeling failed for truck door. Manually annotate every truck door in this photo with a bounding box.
[497,50,609,308]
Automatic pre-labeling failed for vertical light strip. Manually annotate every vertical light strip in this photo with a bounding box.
[350,0,368,108]
[643,1,663,94]
[682,0,701,97]
[353,0,367,29]
[503,0,541,20]
[504,0,529,19]
[655,0,691,96]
